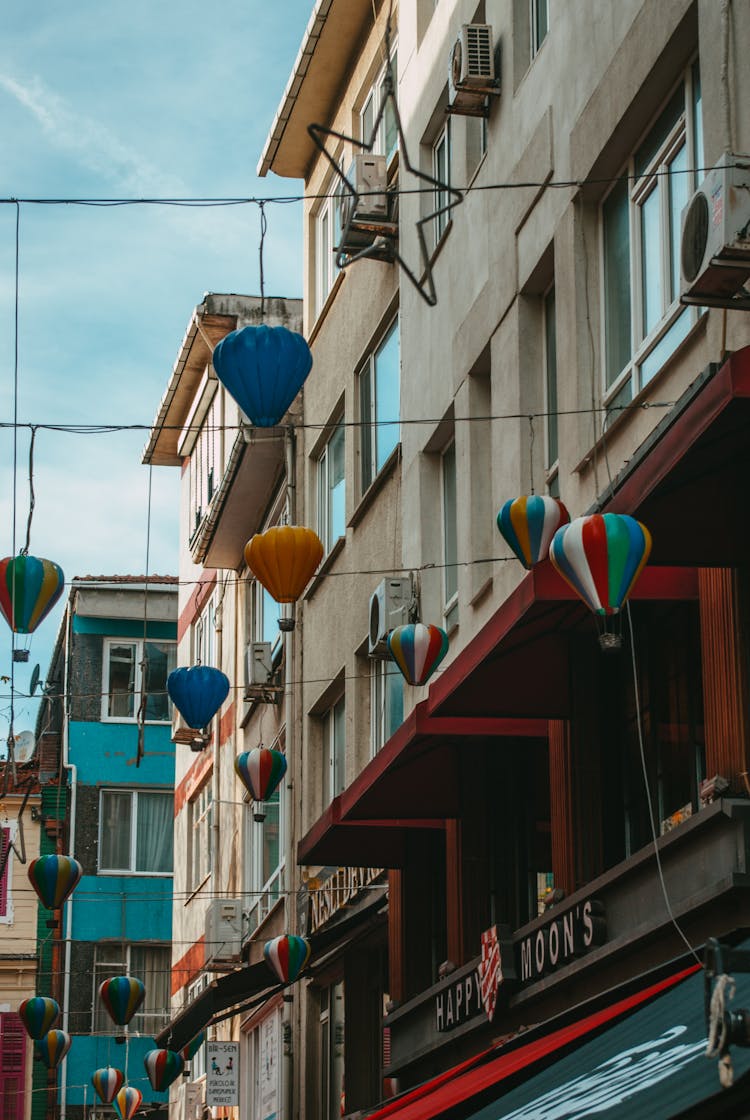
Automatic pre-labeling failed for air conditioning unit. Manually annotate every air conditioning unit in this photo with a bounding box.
[368,577,413,657]
[247,641,273,686]
[176,1080,204,1120]
[337,154,397,259]
[680,152,750,307]
[448,24,499,115]
[205,898,243,967]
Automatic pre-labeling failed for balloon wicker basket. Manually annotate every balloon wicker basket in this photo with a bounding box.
[598,631,622,653]
[253,800,267,823]
[278,616,295,632]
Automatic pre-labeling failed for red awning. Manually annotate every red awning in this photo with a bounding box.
[364,965,700,1120]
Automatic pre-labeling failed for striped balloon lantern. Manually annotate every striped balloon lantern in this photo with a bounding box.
[212,323,313,428]
[34,1029,71,1069]
[0,554,65,634]
[167,665,230,730]
[235,747,287,822]
[388,623,449,686]
[18,996,60,1040]
[27,855,82,910]
[144,1048,184,1091]
[98,976,146,1030]
[264,934,312,984]
[496,495,570,569]
[114,1085,143,1120]
[92,1067,125,1105]
[180,1030,206,1064]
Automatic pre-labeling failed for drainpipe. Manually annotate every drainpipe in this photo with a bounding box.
[212,574,227,929]
[282,424,297,1120]
[59,598,76,1120]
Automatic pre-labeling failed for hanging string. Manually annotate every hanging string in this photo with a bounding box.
[4,201,21,794]
[528,414,536,495]
[135,466,154,767]
[22,425,38,555]
[258,200,268,319]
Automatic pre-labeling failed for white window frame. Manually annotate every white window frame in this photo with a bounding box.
[361,47,399,163]
[441,439,459,630]
[542,284,560,495]
[359,318,400,494]
[317,418,346,555]
[324,694,346,803]
[314,177,344,320]
[601,63,702,411]
[98,789,174,876]
[318,979,346,1120]
[432,121,451,246]
[101,637,176,723]
[189,392,221,540]
[370,660,404,758]
[188,782,213,891]
[194,594,216,667]
[185,975,210,1080]
[92,942,171,1034]
[243,744,285,933]
[243,1006,282,1120]
[531,0,549,57]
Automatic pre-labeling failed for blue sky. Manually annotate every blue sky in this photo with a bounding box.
[0,0,313,736]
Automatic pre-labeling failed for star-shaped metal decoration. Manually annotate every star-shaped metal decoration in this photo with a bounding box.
[308,56,463,307]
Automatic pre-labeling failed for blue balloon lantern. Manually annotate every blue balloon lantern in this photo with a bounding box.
[212,324,313,427]
[167,665,230,729]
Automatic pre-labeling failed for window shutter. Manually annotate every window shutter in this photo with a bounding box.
[0,828,10,919]
[0,1012,27,1120]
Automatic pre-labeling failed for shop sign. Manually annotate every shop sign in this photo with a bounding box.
[206,1041,239,1107]
[306,866,382,934]
[436,967,483,1032]
[518,898,606,983]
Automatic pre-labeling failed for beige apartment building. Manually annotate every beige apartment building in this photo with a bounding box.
[153,1,750,1118]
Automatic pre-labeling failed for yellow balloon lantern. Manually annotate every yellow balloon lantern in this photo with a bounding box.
[245,526,324,607]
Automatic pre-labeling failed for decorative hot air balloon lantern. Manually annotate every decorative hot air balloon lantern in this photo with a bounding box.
[264,934,312,984]
[98,976,146,1043]
[496,495,570,569]
[114,1085,143,1120]
[212,323,313,428]
[388,624,449,686]
[0,554,65,635]
[244,525,323,631]
[167,665,230,730]
[92,1067,125,1105]
[144,1048,184,1092]
[549,513,652,651]
[27,855,82,910]
[34,1029,71,1069]
[18,996,60,1040]
[180,1030,206,1065]
[235,747,287,822]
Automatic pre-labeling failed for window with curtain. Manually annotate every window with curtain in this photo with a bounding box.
[99,789,173,874]
[101,638,176,722]
[601,62,703,411]
[92,943,171,1033]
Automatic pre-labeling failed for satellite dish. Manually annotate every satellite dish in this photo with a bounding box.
[29,664,41,695]
[12,731,36,764]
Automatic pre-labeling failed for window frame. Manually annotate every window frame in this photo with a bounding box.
[324,694,347,803]
[370,660,404,758]
[243,742,285,933]
[432,121,452,246]
[530,0,549,57]
[600,63,703,410]
[360,47,399,165]
[542,284,560,496]
[101,637,176,724]
[188,781,213,892]
[189,389,221,540]
[317,417,346,555]
[92,942,171,1035]
[359,317,401,494]
[440,439,459,630]
[98,788,174,877]
[314,176,344,320]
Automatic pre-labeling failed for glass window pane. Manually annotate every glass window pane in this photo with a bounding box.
[107,643,136,718]
[385,664,403,740]
[375,322,400,471]
[131,946,170,1032]
[360,366,373,492]
[329,422,345,544]
[362,93,374,146]
[634,86,683,178]
[381,54,398,160]
[261,793,281,895]
[692,62,703,173]
[332,696,346,798]
[144,641,175,720]
[135,792,173,873]
[544,288,558,466]
[639,306,691,386]
[640,185,662,337]
[603,177,632,386]
[100,792,132,870]
[442,442,458,604]
[668,143,689,301]
[262,586,278,646]
[533,0,549,52]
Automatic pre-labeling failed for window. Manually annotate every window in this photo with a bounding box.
[0,827,12,923]
[370,660,403,756]
[99,790,173,875]
[315,179,344,319]
[250,580,282,653]
[466,115,488,180]
[0,1012,25,1120]
[325,695,346,802]
[432,122,451,245]
[602,63,703,409]
[244,764,284,932]
[190,391,221,538]
[93,944,171,1034]
[441,441,458,629]
[531,0,549,56]
[194,596,216,667]
[317,420,346,554]
[360,318,400,493]
[244,1008,282,1120]
[543,286,560,496]
[361,51,398,162]
[188,782,213,891]
[102,638,176,722]
[185,976,209,1080]
[318,980,345,1120]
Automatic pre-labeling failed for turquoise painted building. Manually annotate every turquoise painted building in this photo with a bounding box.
[36,577,178,1120]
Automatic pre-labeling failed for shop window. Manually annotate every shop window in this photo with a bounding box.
[359,318,400,493]
[101,638,176,722]
[99,789,173,875]
[602,63,703,410]
[188,782,213,891]
[93,944,171,1034]
[244,1008,282,1120]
